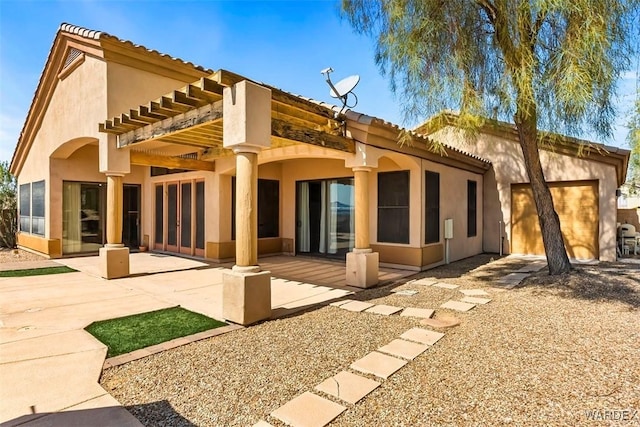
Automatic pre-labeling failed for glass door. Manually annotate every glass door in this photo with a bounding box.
[62,182,105,254]
[296,178,354,258]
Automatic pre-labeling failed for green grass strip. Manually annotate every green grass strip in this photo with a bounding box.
[85,306,227,358]
[0,266,77,277]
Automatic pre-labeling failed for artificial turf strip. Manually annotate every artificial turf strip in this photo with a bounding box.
[0,266,77,277]
[85,306,227,358]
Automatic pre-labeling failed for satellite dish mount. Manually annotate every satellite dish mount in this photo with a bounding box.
[321,67,359,117]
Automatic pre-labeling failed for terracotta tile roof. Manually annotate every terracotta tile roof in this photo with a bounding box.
[59,23,213,73]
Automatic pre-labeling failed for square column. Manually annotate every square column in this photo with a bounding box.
[222,80,272,325]
[100,173,129,279]
[346,166,379,288]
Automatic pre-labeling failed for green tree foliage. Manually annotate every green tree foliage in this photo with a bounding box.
[627,89,640,194]
[0,161,17,248]
[343,0,638,274]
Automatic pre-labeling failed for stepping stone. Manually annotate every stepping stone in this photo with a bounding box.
[252,422,274,427]
[515,262,547,273]
[400,307,435,319]
[350,351,408,379]
[365,304,403,315]
[339,300,374,312]
[315,371,380,404]
[461,296,491,305]
[329,299,353,307]
[440,300,476,312]
[413,278,437,286]
[400,328,445,345]
[271,392,346,427]
[497,273,529,285]
[378,339,429,360]
[432,282,459,289]
[420,316,461,329]
[459,289,489,297]
[391,289,419,296]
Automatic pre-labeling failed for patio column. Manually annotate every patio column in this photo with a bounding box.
[222,80,272,325]
[346,143,380,288]
[98,134,130,279]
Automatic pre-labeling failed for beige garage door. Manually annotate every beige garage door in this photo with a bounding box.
[511,181,599,259]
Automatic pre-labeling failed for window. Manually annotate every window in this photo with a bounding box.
[467,180,477,237]
[31,181,45,236]
[377,171,409,244]
[425,171,440,244]
[18,181,45,236]
[19,184,30,232]
[232,178,280,239]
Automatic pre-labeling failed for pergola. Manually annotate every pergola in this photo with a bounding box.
[97,69,376,325]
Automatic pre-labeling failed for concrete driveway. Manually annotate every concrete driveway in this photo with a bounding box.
[0,253,411,426]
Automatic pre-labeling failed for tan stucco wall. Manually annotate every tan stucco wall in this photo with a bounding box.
[433,128,618,261]
[106,62,192,118]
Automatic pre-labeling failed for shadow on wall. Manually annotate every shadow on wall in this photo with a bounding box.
[3,400,195,427]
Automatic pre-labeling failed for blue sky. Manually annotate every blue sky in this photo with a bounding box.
[0,0,637,164]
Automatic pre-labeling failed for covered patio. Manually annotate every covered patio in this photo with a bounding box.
[97,70,381,325]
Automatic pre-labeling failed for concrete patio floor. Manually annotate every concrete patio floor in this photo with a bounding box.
[0,253,412,426]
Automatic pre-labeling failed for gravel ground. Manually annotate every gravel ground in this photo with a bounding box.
[101,255,640,426]
[0,248,46,263]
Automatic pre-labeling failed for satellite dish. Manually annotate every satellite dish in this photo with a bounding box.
[329,75,360,99]
[320,67,359,116]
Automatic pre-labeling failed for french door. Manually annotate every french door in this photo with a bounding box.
[154,180,205,256]
[296,178,355,258]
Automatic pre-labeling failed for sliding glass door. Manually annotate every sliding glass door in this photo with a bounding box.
[296,178,354,258]
[63,182,105,254]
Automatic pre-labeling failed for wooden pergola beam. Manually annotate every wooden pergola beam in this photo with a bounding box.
[118,100,223,147]
[130,151,215,171]
[271,118,354,153]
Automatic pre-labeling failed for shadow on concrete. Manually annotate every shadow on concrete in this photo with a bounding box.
[2,404,139,427]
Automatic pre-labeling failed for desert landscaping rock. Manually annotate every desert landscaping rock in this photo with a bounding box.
[461,296,492,305]
[350,351,408,379]
[432,282,460,289]
[440,300,476,312]
[412,278,437,286]
[270,391,346,427]
[390,289,419,296]
[399,307,435,319]
[377,339,429,360]
[364,304,403,316]
[399,328,445,346]
[315,371,380,405]
[99,254,640,426]
[420,316,461,329]
[459,289,490,296]
[338,301,374,312]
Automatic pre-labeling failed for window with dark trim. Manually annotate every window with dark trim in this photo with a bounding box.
[232,178,280,239]
[377,171,409,244]
[467,180,477,237]
[425,171,440,244]
[19,183,30,233]
[31,180,45,236]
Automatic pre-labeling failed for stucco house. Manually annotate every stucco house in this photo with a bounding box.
[415,113,629,263]
[11,24,629,323]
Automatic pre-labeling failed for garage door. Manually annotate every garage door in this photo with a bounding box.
[511,181,599,259]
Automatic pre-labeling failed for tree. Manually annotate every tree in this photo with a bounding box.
[0,160,17,248]
[342,0,638,274]
[627,89,640,194]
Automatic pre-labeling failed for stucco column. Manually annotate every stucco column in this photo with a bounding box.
[234,150,259,268]
[353,167,371,250]
[106,174,124,246]
[222,79,272,325]
[99,173,129,279]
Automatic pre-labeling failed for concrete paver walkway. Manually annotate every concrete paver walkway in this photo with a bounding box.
[0,253,410,426]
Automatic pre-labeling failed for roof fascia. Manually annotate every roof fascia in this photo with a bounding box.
[419,112,630,186]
